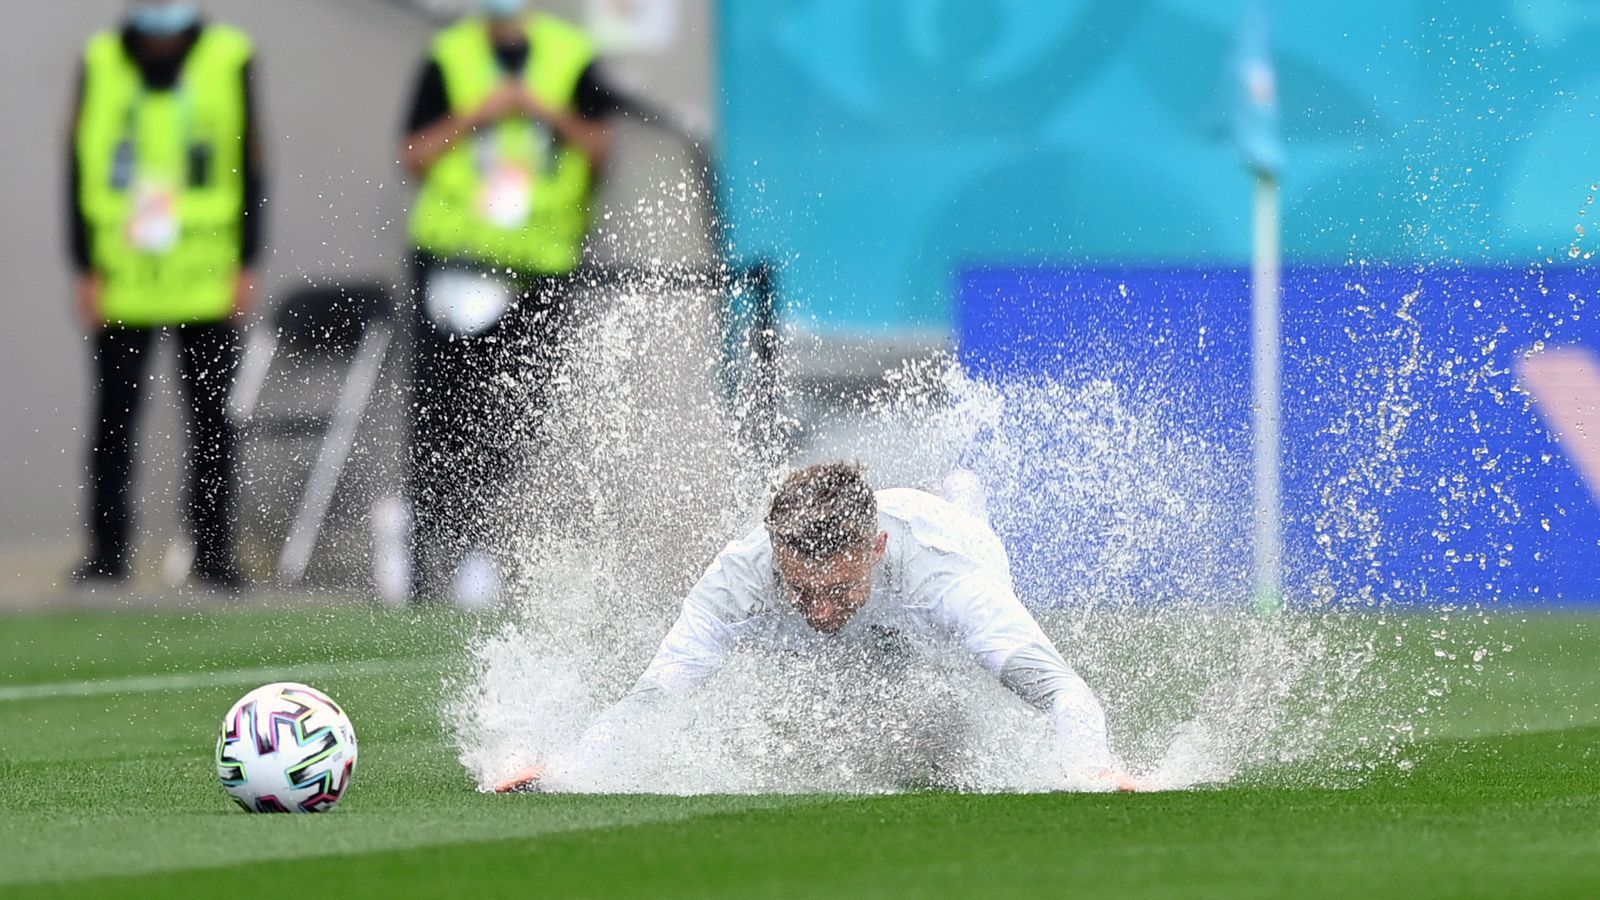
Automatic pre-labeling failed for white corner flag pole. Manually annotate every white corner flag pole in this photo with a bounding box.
[1251,173,1283,615]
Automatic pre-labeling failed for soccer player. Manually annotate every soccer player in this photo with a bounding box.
[494,462,1139,792]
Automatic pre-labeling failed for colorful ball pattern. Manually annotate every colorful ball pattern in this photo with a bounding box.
[215,682,358,813]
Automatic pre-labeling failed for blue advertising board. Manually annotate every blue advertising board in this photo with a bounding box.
[957,265,1600,604]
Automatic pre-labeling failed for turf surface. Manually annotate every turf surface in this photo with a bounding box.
[1,607,1598,898]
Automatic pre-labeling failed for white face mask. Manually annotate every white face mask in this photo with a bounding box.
[128,1,200,36]
[477,0,530,20]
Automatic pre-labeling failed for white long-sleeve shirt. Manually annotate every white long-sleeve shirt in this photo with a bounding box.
[575,487,1115,778]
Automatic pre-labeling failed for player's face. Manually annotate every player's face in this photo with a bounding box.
[774,532,888,634]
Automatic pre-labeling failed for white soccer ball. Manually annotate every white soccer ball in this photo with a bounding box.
[215,682,358,813]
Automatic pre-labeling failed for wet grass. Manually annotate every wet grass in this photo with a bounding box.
[1,607,1598,898]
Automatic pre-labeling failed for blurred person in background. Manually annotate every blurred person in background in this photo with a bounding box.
[400,0,618,605]
[67,0,264,590]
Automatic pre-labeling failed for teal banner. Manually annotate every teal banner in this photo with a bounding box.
[718,1,1600,335]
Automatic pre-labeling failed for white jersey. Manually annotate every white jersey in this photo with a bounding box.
[581,487,1114,776]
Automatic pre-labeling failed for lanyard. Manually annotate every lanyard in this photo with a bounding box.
[111,79,197,192]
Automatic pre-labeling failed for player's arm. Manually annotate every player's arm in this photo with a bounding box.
[994,633,1132,790]
[493,546,756,793]
[592,595,735,718]
[490,600,731,793]
[931,574,1135,791]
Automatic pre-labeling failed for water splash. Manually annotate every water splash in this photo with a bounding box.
[787,363,1407,789]
[444,278,1537,793]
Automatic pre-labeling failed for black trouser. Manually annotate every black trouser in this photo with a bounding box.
[408,255,569,595]
[85,322,241,575]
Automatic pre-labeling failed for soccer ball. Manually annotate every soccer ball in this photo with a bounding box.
[215,682,358,813]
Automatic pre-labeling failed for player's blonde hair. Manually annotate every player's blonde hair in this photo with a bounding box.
[764,462,878,560]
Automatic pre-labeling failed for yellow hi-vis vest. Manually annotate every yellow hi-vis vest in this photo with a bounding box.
[408,15,596,275]
[76,25,252,326]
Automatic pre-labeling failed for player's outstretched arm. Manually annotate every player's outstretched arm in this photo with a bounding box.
[932,572,1144,790]
[491,565,743,793]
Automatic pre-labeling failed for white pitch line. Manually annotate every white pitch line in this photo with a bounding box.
[0,656,437,703]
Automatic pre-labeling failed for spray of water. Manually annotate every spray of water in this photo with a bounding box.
[443,270,1539,793]
[786,360,1401,789]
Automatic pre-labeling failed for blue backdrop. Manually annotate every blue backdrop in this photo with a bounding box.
[957,264,1600,603]
[719,0,1600,335]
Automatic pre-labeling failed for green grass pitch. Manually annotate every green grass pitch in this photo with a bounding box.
[2,607,1598,898]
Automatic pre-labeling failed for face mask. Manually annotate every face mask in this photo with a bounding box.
[477,0,529,20]
[129,2,200,36]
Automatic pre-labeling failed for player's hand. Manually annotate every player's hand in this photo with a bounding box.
[492,763,547,793]
[1075,768,1152,787]
[1105,769,1150,792]
[1111,772,1145,792]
